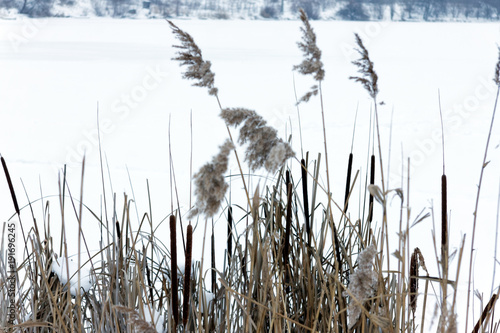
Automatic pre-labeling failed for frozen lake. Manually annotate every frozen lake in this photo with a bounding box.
[1,17,499,330]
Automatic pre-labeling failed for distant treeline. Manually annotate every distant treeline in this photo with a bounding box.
[0,0,498,21]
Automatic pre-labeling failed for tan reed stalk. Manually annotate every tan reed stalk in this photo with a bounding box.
[293,9,333,231]
[170,215,179,329]
[465,47,500,333]
[183,224,193,327]
[211,222,216,295]
[350,33,385,195]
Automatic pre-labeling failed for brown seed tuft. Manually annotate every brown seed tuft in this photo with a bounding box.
[191,140,234,217]
[349,33,378,99]
[294,9,325,103]
[220,108,294,172]
[169,20,218,96]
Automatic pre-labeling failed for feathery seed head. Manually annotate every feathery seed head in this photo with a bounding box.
[220,108,294,172]
[350,33,378,99]
[294,8,325,103]
[169,20,218,96]
[191,140,234,217]
[345,244,378,329]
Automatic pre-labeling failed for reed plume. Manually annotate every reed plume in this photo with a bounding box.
[182,224,193,327]
[170,215,179,328]
[293,8,324,103]
[170,22,294,218]
[494,46,500,86]
[169,20,218,96]
[350,33,378,99]
[191,139,234,217]
[220,108,294,172]
[345,244,378,329]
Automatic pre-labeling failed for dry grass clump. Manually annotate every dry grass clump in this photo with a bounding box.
[2,12,500,333]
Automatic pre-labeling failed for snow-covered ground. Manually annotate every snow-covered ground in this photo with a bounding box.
[0,18,499,330]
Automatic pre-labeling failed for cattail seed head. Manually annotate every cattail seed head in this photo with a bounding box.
[170,215,179,327]
[182,224,193,327]
[410,248,419,315]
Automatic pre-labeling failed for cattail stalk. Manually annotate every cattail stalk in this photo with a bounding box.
[441,175,448,290]
[410,248,419,316]
[183,224,193,327]
[344,153,354,213]
[227,206,233,266]
[300,159,310,245]
[170,215,179,328]
[283,171,292,289]
[368,154,375,223]
[1,155,20,215]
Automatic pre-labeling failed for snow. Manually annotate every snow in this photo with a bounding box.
[0,18,499,331]
[51,253,93,296]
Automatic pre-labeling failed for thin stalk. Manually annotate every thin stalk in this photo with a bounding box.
[465,86,500,332]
